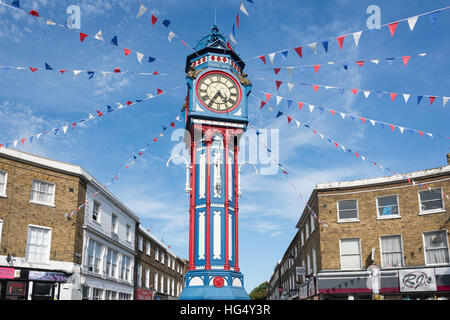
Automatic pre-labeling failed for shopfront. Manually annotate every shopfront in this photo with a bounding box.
[135,287,153,300]
[0,266,69,300]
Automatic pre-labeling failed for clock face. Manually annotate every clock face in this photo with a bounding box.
[196,71,242,113]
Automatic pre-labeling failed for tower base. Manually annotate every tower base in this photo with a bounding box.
[179,269,250,300]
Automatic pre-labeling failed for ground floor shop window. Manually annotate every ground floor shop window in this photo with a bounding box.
[32,282,54,300]
[5,281,26,300]
[92,288,103,300]
[82,285,90,300]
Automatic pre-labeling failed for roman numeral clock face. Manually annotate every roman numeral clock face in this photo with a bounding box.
[196,71,242,113]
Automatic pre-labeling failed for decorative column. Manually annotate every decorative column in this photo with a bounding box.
[233,142,240,272]
[224,131,230,270]
[205,136,212,270]
[188,138,197,271]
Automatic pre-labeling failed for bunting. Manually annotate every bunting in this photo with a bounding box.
[228,1,254,47]
[66,113,183,217]
[0,85,183,150]
[244,5,450,62]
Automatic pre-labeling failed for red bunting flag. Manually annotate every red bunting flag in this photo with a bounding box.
[351,89,358,95]
[334,142,339,148]
[72,123,77,129]
[29,67,38,72]
[356,60,365,67]
[273,68,281,75]
[96,110,104,117]
[313,65,321,73]
[157,88,164,95]
[298,102,304,110]
[21,138,26,145]
[329,110,335,116]
[275,81,283,91]
[313,85,320,92]
[360,117,366,123]
[389,124,395,131]
[125,165,129,169]
[236,13,239,28]
[287,116,292,124]
[355,152,359,158]
[151,14,158,25]
[124,48,131,56]
[126,101,133,105]
[312,129,317,134]
[294,46,303,58]
[390,93,397,101]
[260,101,266,109]
[170,122,175,128]
[418,131,424,137]
[388,22,399,37]
[114,68,121,73]
[402,56,411,66]
[29,10,39,17]
[259,55,266,64]
[139,153,143,156]
[429,96,436,106]
[153,71,159,75]
[80,33,88,42]
[337,36,345,49]
[153,138,157,142]
[226,41,234,51]
[265,93,272,102]
[60,70,67,74]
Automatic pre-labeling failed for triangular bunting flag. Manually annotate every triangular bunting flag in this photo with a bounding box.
[388,22,398,37]
[151,14,158,25]
[403,94,410,103]
[308,42,318,54]
[136,52,144,64]
[287,82,294,92]
[312,85,320,92]
[94,30,104,41]
[443,97,449,107]
[294,46,302,58]
[260,101,266,109]
[353,31,362,47]
[276,111,283,118]
[390,92,397,101]
[124,48,131,56]
[240,3,249,16]
[322,41,328,53]
[402,56,410,66]
[275,80,283,91]
[110,35,118,46]
[273,68,281,75]
[356,60,364,67]
[268,53,276,64]
[407,16,419,31]
[258,55,266,64]
[136,4,147,18]
[351,89,358,95]
[363,91,371,98]
[313,65,321,73]
[276,96,283,105]
[298,102,304,110]
[337,36,345,49]
[265,93,272,102]
[79,33,88,42]
[287,116,292,124]
[308,104,315,113]
[429,96,436,106]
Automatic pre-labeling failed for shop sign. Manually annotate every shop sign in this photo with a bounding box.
[399,268,437,292]
[0,267,14,279]
[29,271,67,282]
[136,288,153,300]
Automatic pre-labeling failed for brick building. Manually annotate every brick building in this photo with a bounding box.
[268,155,450,300]
[134,225,188,300]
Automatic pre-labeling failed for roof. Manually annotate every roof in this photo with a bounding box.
[138,225,186,261]
[0,147,139,221]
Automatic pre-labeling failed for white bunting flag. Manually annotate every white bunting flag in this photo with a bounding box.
[62,126,68,134]
[328,61,335,65]
[399,126,405,134]
[403,94,410,103]
[308,104,315,113]
[168,31,176,42]
[88,114,95,120]
[363,91,371,99]
[443,97,449,107]
[268,106,274,112]
[136,52,144,64]
[319,133,324,139]
[37,133,42,140]
[341,145,346,152]
[286,67,294,79]
[94,30,104,41]
[353,31,362,47]
[13,140,18,147]
[229,32,238,44]
[268,52,276,64]
[308,42,318,54]
[46,19,56,26]
[73,70,82,76]
[116,103,124,109]
[295,120,300,128]
[407,16,419,31]
[369,120,376,126]
[276,96,283,105]
[361,155,366,161]
[339,112,345,119]
[240,3,249,16]
[426,133,433,138]
[101,72,108,77]
[371,59,380,64]
[136,4,147,18]
[287,82,294,92]
[176,116,181,121]
[146,93,154,99]
[325,86,332,89]
[418,53,427,57]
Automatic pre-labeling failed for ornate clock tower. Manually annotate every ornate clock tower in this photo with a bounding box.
[178,25,251,300]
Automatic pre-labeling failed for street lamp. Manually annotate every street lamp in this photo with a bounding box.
[166,155,191,195]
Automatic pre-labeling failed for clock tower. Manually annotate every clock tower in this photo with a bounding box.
[179,25,251,300]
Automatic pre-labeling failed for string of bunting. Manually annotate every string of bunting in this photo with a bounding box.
[248,125,326,229]
[251,99,450,201]
[228,1,254,48]
[250,51,447,74]
[252,91,450,141]
[0,0,175,67]
[135,0,194,50]
[253,77,450,108]
[0,85,183,150]
[0,63,182,79]
[245,5,450,63]
[67,113,183,218]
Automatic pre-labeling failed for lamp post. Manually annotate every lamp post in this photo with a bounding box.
[166,155,191,195]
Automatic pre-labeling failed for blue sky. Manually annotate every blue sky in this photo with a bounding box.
[0,0,449,293]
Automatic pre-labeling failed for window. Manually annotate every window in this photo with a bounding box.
[312,248,317,274]
[105,290,116,300]
[419,188,444,214]
[161,252,165,264]
[306,253,311,275]
[26,225,51,262]
[310,214,315,233]
[105,248,118,278]
[377,195,400,218]
[155,248,159,261]
[92,201,101,222]
[81,285,90,300]
[337,200,359,222]
[111,214,117,233]
[0,170,7,196]
[137,264,142,287]
[30,179,55,206]
[146,241,151,255]
[423,230,449,265]
[118,293,131,300]
[120,255,131,281]
[305,221,309,240]
[340,238,362,270]
[92,288,103,300]
[138,236,143,251]
[154,272,159,292]
[0,219,3,246]
[300,230,304,247]
[145,268,150,288]
[380,235,404,268]
[87,239,103,273]
[126,225,131,242]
